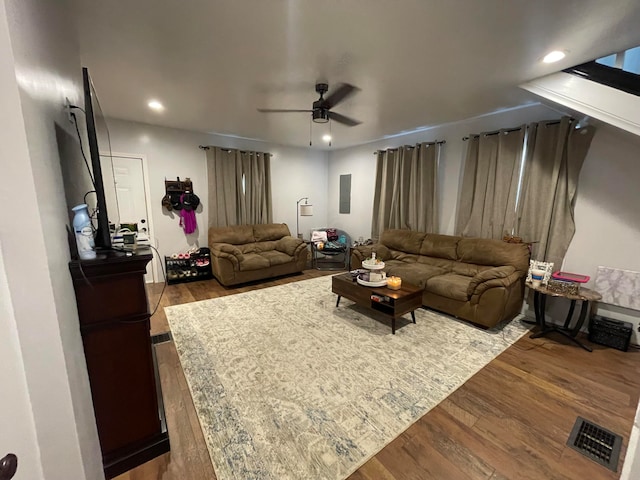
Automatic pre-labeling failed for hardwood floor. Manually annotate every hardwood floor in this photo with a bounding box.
[115,270,640,480]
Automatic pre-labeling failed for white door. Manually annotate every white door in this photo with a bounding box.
[100,154,156,283]
[0,243,43,480]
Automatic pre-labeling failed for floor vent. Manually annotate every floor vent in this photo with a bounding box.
[151,332,173,345]
[567,416,622,471]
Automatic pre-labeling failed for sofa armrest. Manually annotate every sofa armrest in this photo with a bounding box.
[210,243,244,268]
[275,236,304,256]
[467,266,518,297]
[352,244,391,262]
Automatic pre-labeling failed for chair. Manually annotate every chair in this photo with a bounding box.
[310,228,350,270]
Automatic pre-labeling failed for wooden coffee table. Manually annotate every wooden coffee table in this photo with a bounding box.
[332,274,423,334]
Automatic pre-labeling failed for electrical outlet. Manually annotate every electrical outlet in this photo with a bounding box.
[64,97,73,123]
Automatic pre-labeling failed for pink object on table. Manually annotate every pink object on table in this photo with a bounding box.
[552,271,590,283]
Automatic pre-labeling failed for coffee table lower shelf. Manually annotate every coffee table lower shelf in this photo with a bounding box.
[332,274,423,334]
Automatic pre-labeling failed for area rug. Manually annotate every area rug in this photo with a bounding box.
[165,276,529,480]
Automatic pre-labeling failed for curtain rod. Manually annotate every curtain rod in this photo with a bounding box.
[373,140,446,154]
[198,145,269,155]
[462,119,565,141]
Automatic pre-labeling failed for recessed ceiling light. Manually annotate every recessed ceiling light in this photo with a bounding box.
[542,50,566,63]
[148,100,164,111]
[322,134,332,142]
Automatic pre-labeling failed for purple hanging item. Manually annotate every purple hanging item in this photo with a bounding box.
[179,193,198,234]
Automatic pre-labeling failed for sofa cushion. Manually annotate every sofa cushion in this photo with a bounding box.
[254,240,279,252]
[239,253,271,271]
[380,229,426,255]
[276,236,302,256]
[239,243,257,254]
[353,244,391,262]
[417,256,455,271]
[253,223,290,242]
[420,234,461,260]
[259,250,293,266]
[427,274,472,302]
[384,263,447,289]
[383,259,407,269]
[209,225,254,245]
[388,250,421,263]
[452,262,491,277]
[457,238,530,273]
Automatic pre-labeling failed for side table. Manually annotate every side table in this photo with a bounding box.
[527,282,602,352]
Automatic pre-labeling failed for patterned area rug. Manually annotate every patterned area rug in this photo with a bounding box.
[165,276,529,480]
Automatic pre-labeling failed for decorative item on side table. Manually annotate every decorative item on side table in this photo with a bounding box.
[526,260,554,285]
[387,276,402,290]
[552,271,590,283]
[357,254,387,287]
[530,268,546,288]
[547,279,580,295]
[545,270,590,295]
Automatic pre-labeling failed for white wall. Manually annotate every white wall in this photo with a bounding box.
[561,122,640,339]
[327,103,561,240]
[106,119,328,277]
[0,0,102,478]
[621,401,640,479]
[0,10,43,480]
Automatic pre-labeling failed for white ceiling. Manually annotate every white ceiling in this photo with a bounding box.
[75,0,640,149]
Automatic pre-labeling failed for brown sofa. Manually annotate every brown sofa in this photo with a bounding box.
[208,223,308,286]
[351,229,530,328]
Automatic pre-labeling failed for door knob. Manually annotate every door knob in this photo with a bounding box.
[0,453,17,480]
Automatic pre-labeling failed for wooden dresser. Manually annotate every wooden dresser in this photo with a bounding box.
[69,251,169,478]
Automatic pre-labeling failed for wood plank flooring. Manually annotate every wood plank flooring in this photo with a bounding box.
[115,270,640,480]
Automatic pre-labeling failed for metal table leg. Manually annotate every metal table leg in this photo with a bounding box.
[530,295,593,352]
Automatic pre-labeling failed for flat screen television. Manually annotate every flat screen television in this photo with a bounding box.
[82,66,112,250]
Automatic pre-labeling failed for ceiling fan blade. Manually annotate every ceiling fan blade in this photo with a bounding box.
[323,83,359,109]
[328,111,361,127]
[257,108,313,113]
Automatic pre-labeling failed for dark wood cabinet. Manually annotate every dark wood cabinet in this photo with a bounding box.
[69,251,169,479]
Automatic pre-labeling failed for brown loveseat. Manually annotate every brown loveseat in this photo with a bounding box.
[208,223,308,286]
[351,229,530,328]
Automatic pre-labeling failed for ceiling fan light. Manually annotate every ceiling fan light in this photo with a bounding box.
[312,109,329,123]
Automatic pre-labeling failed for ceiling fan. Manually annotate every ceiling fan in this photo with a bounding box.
[257,82,362,126]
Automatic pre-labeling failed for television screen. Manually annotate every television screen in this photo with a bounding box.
[57,68,118,256]
[82,67,117,250]
[57,123,96,229]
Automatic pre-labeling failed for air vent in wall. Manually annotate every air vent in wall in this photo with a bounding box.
[151,332,173,345]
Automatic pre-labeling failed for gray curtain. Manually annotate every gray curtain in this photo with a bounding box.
[371,142,439,240]
[206,147,273,227]
[516,117,595,269]
[455,128,525,239]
